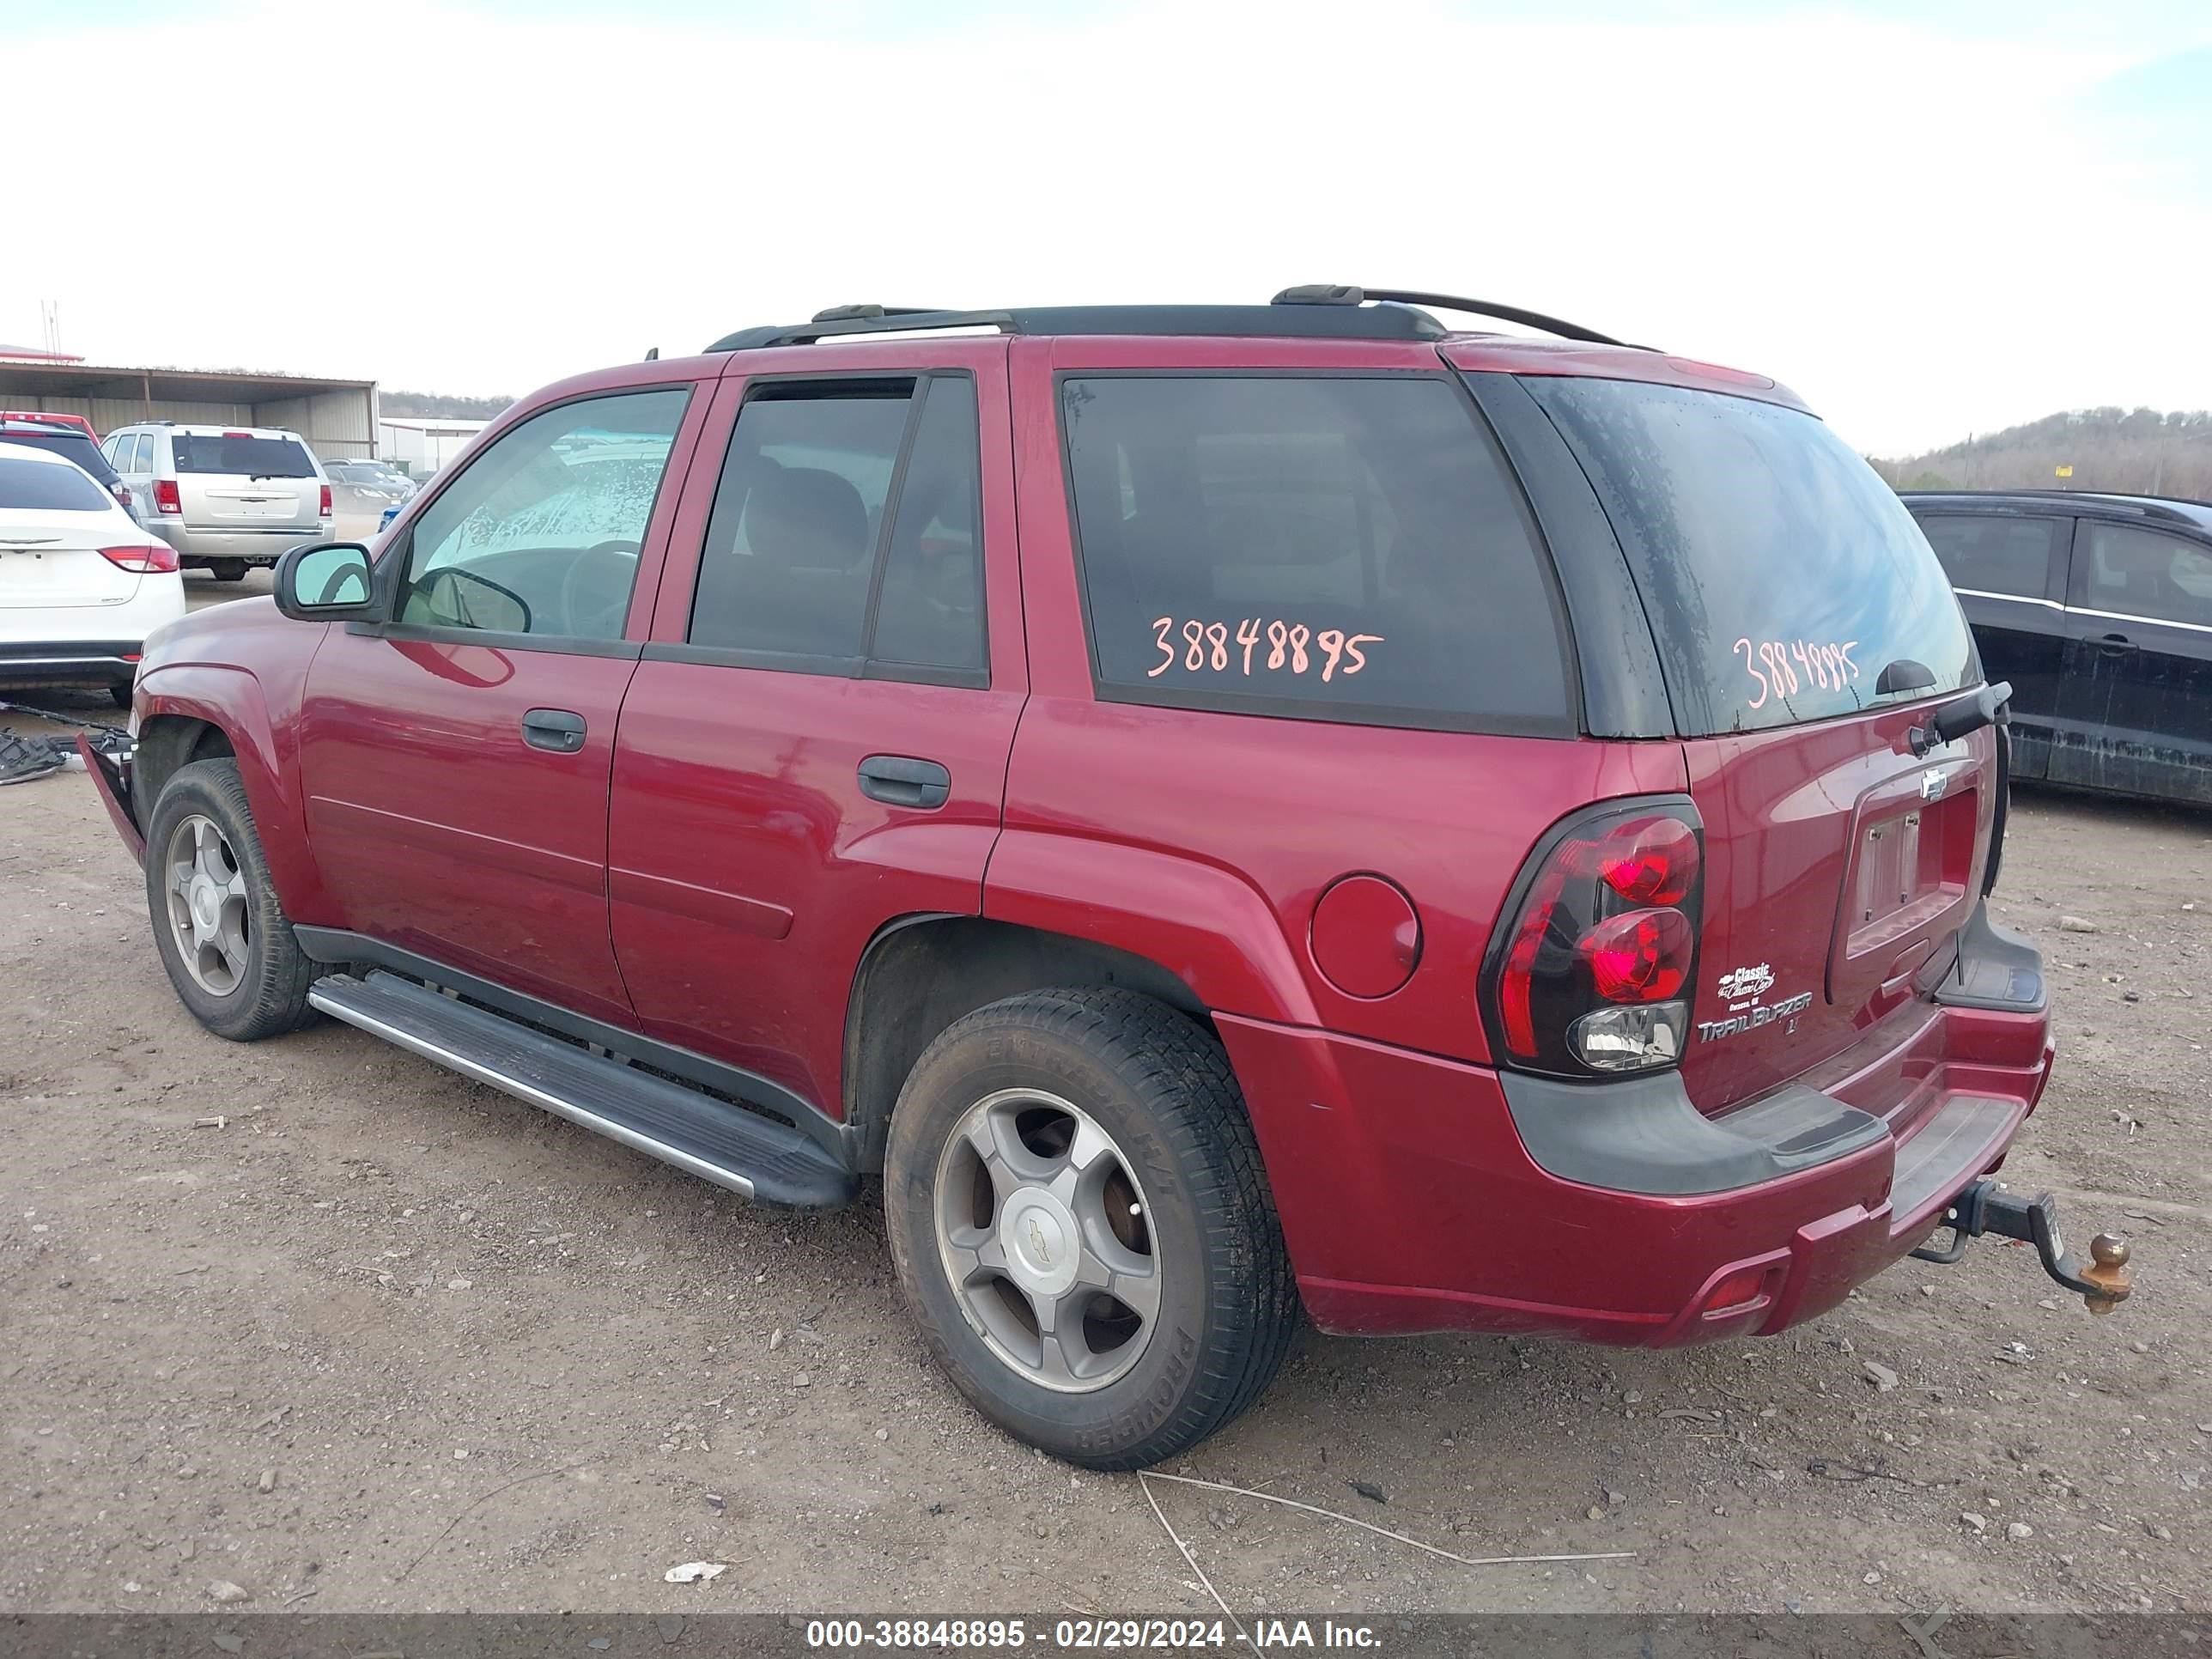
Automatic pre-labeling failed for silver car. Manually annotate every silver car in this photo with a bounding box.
[100,422,333,582]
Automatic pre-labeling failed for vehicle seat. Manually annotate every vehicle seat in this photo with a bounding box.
[723,465,873,655]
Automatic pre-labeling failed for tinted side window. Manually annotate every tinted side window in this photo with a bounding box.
[688,374,988,679]
[398,387,690,641]
[2072,522,2212,629]
[1061,375,1571,732]
[870,379,985,673]
[1914,513,2059,599]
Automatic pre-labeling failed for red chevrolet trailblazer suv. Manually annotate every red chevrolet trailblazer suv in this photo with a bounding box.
[84,287,2132,1468]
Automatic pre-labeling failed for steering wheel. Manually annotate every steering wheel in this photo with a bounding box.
[557,538,641,637]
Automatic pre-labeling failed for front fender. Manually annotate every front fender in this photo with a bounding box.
[137,663,331,921]
[981,828,1319,1028]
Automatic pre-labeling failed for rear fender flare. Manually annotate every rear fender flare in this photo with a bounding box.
[981,829,1319,1028]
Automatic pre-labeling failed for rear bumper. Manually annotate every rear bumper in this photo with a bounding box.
[1221,914,2054,1346]
[0,638,141,686]
[149,523,325,565]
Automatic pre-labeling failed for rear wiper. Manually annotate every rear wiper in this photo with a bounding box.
[1910,681,2012,757]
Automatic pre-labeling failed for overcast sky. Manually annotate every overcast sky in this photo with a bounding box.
[4,0,2206,456]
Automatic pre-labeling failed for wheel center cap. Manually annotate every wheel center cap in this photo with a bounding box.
[190,878,222,931]
[999,1188,1080,1297]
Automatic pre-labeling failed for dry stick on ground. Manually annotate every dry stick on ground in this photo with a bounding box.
[1137,1474,1253,1648]
[1140,1470,1638,1569]
[396,1462,593,1582]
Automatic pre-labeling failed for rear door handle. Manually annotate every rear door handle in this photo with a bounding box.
[2095,633,2140,657]
[521,708,587,753]
[858,754,951,810]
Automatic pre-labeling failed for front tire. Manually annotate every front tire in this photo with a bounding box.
[143,758,318,1041]
[884,988,1298,1468]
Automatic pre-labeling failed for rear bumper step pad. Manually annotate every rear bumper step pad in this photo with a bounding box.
[307,970,857,1208]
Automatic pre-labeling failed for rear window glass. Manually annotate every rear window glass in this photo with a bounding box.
[0,455,112,511]
[1061,375,1571,732]
[172,434,318,477]
[1913,513,2060,599]
[1525,378,1977,734]
[0,429,118,484]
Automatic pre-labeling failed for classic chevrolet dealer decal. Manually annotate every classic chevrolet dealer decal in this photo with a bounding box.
[1699,962,1812,1043]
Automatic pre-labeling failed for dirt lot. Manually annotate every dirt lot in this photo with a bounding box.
[3,644,2207,1617]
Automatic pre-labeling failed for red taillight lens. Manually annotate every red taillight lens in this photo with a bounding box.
[1596,815,1701,906]
[100,544,179,574]
[114,484,133,508]
[319,483,333,517]
[1499,870,1567,1058]
[1580,907,1692,1002]
[152,478,181,515]
[1486,801,1705,1074]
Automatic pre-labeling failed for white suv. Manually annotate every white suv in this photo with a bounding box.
[102,423,333,582]
[0,441,186,707]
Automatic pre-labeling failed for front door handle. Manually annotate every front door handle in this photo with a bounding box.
[2095,633,2140,657]
[858,754,951,810]
[521,708,587,753]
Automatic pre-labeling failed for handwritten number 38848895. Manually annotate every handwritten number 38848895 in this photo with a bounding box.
[1149,617,1384,684]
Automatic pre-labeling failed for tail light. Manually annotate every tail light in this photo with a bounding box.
[100,544,179,574]
[1484,800,1705,1076]
[112,483,133,508]
[152,478,182,515]
[319,483,333,518]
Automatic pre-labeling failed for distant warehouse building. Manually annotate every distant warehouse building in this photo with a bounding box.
[378,416,489,478]
[0,345,378,458]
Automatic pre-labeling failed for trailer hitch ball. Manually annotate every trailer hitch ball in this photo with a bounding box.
[1911,1180,2134,1314]
[2081,1232,2131,1316]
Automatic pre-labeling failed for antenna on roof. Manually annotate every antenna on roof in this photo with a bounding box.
[644,345,659,361]
[1271,284,1650,349]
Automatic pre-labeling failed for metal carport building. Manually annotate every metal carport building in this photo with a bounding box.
[0,356,379,459]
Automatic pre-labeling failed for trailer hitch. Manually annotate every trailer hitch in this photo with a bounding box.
[1910,1178,2132,1315]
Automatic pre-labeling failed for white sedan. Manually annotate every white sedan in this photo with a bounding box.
[1,440,186,708]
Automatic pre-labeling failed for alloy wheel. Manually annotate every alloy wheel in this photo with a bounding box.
[161,813,251,997]
[933,1088,1161,1393]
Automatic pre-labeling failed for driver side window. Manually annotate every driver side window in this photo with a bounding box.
[397,388,690,640]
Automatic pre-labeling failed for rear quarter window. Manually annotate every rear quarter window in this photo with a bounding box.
[1060,374,1573,733]
[1526,377,1978,735]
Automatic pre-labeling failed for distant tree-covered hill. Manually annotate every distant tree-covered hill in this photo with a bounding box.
[380,390,514,421]
[1873,408,2212,498]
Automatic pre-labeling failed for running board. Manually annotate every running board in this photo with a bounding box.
[307,971,858,1208]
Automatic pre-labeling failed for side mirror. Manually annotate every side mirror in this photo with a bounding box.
[275,541,377,621]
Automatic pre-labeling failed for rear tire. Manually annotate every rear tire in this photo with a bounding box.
[211,560,247,583]
[108,684,132,709]
[884,988,1298,1468]
[143,758,318,1041]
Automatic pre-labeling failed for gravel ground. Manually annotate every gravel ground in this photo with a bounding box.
[2,672,2205,1617]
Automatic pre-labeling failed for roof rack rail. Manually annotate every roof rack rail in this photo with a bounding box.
[708,309,1014,353]
[1272,284,1649,349]
[1942,488,2212,516]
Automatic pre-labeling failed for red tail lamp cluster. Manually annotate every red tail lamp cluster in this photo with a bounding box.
[99,544,179,574]
[1488,805,1704,1075]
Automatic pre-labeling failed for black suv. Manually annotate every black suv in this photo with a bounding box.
[0,420,131,511]
[1904,491,2212,808]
